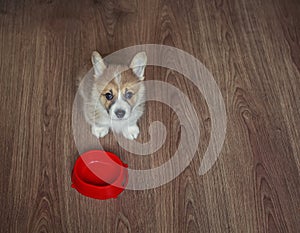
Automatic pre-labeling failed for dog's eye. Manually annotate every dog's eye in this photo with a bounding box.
[105,93,113,100]
[125,91,133,99]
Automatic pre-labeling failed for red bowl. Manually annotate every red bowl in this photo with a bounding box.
[71,150,128,200]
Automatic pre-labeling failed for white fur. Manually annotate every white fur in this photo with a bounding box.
[91,51,106,77]
[80,51,146,140]
[130,52,147,80]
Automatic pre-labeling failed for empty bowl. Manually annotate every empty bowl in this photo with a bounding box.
[71,150,128,200]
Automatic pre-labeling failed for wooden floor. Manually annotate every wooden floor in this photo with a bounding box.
[1,0,300,232]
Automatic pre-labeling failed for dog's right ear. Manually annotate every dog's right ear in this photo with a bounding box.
[130,52,147,80]
[91,51,106,77]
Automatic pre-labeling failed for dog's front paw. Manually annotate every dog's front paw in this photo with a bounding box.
[123,125,140,140]
[92,126,109,138]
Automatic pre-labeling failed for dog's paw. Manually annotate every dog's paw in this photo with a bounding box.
[123,125,140,140]
[92,126,109,138]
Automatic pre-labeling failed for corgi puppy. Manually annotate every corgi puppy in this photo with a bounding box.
[80,51,147,140]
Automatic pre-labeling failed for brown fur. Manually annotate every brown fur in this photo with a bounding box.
[119,69,141,107]
[96,68,141,112]
[83,51,146,139]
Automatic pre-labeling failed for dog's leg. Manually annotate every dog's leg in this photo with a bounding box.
[92,125,109,138]
[122,124,140,140]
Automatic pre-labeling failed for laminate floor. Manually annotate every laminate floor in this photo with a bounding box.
[0,0,299,232]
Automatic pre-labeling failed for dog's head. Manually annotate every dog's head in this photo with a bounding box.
[91,51,146,120]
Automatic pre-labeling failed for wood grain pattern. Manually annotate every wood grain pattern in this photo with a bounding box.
[0,0,299,232]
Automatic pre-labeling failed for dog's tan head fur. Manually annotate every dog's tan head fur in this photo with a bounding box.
[91,51,146,120]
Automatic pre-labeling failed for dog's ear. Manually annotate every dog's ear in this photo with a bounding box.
[130,52,147,80]
[91,51,106,77]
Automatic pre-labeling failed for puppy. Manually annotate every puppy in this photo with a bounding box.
[80,51,146,140]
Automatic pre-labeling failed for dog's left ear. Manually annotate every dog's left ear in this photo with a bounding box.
[130,52,147,80]
[91,51,107,78]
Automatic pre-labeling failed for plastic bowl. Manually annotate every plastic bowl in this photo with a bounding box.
[71,150,128,200]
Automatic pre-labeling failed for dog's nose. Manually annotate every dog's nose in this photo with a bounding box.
[115,109,126,119]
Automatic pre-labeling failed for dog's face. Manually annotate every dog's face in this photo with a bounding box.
[99,69,143,120]
[91,51,146,120]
